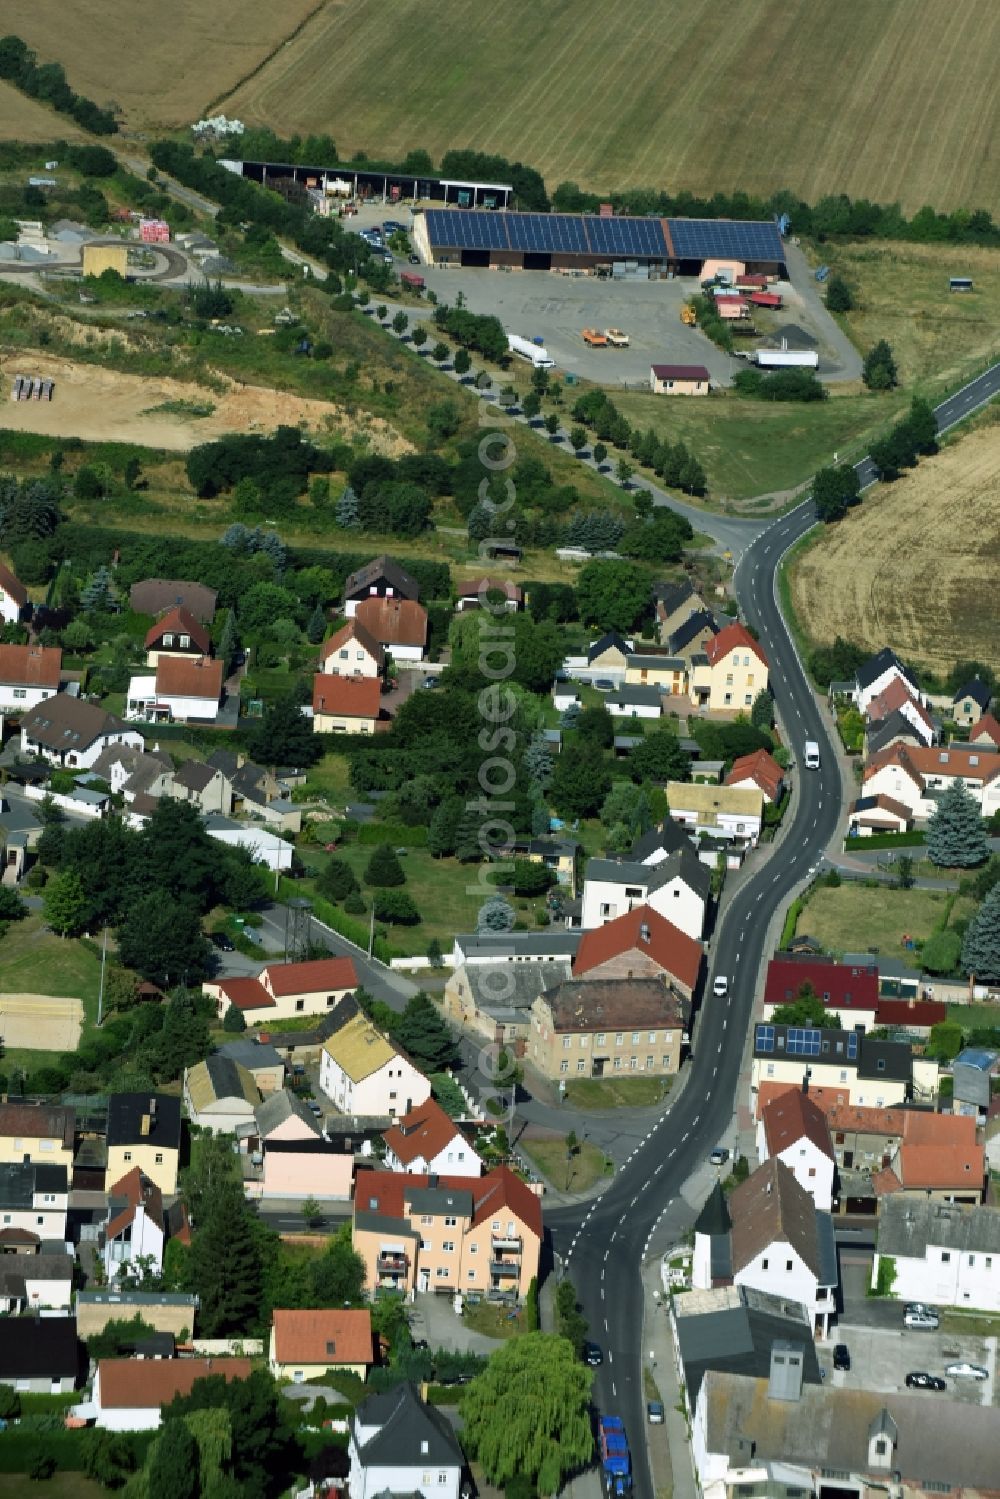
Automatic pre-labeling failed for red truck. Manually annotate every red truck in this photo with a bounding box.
[401,271,425,290]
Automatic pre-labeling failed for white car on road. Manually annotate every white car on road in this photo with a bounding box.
[712,976,729,998]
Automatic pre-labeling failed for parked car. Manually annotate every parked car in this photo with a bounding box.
[905,1372,946,1391]
[583,1341,603,1367]
[904,1310,940,1329]
[709,1148,729,1167]
[712,975,729,997]
[833,1345,851,1372]
[408,254,421,264]
[945,1361,989,1381]
[209,931,234,952]
[307,1101,323,1118]
[422,675,440,689]
[647,1401,665,1425]
[905,1302,935,1317]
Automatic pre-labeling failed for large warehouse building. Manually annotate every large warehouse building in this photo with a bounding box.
[412,210,786,279]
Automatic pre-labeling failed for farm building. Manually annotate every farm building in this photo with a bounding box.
[226,158,512,209]
[650,364,710,396]
[412,211,786,279]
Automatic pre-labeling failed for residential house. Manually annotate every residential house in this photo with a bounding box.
[202,814,294,872]
[725,748,784,804]
[872,1110,985,1205]
[169,758,232,815]
[969,711,1000,749]
[442,959,572,1050]
[629,818,691,867]
[952,676,992,727]
[756,1084,836,1210]
[92,1357,253,1431]
[847,792,914,836]
[129,578,217,625]
[666,610,719,663]
[75,1289,198,1341]
[853,647,922,714]
[606,683,663,720]
[511,836,579,891]
[654,579,707,645]
[0,1316,80,1393]
[752,1023,917,1109]
[204,956,358,1025]
[215,1037,285,1093]
[0,1252,73,1314]
[456,577,522,612]
[321,1013,430,1119]
[0,644,60,714]
[319,619,385,678]
[874,995,946,1035]
[355,597,428,662]
[183,1055,261,1134]
[206,751,302,832]
[254,1087,321,1146]
[623,651,687,694]
[688,622,769,712]
[144,606,211,667]
[650,362,710,395]
[0,1162,68,1244]
[353,1165,541,1300]
[872,1197,1000,1312]
[672,1283,822,1411]
[343,556,420,618]
[102,1167,167,1282]
[694,1157,838,1336]
[586,630,632,680]
[450,929,581,968]
[580,850,709,940]
[0,1102,74,1167]
[861,741,1000,820]
[88,743,174,805]
[312,674,385,734]
[244,1087,353,1202]
[0,562,28,625]
[383,1098,484,1178]
[693,1367,1000,1499]
[126,655,224,724]
[865,675,936,744]
[864,709,930,760]
[572,902,703,1000]
[20,695,144,770]
[106,1093,182,1196]
[666,781,764,847]
[269,1308,374,1382]
[530,977,689,1082]
[348,1382,464,1499]
[761,956,880,1031]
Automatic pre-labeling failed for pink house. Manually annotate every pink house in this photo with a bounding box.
[139,218,170,244]
[244,1088,353,1202]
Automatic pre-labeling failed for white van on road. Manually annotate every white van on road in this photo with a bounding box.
[804,740,821,770]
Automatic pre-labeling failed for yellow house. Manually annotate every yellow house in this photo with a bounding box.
[312,673,383,734]
[203,956,359,1024]
[688,621,769,711]
[0,1102,74,1167]
[649,363,711,396]
[624,653,686,692]
[268,1308,374,1382]
[106,1093,182,1196]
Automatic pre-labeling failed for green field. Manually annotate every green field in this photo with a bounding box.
[519,1134,610,1193]
[563,1076,669,1110]
[221,0,1000,215]
[797,884,976,958]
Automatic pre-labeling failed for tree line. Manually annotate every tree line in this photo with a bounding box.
[0,35,117,134]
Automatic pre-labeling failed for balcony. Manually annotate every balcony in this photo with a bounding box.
[491,1234,522,1253]
[490,1260,520,1278]
[376,1251,408,1275]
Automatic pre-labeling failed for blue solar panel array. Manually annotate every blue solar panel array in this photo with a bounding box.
[847,1032,859,1060]
[424,209,783,264]
[756,1025,775,1053]
[786,1027,822,1057]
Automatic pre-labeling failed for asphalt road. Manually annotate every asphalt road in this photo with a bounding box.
[542,357,1000,1499]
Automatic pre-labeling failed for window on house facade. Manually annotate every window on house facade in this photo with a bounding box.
[629,1057,637,1070]
[615,1032,623,1045]
[613,1057,622,1070]
[645,1057,653,1069]
[443,1242,455,1253]
[560,1061,568,1074]
[444,1217,457,1227]
[762,1258,769,1270]
[563,1037,571,1049]
[577,1060,586,1072]
[596,1032,606,1044]
[123,1152,132,1163]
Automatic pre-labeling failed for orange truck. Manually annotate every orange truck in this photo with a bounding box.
[582,328,608,348]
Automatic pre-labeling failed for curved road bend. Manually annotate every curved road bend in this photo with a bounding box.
[543,358,1000,1499]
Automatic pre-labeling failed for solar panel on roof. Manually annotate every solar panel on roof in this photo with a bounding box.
[424,209,509,251]
[847,1033,859,1059]
[756,1024,775,1053]
[667,218,784,262]
[585,217,667,259]
[786,1027,822,1057]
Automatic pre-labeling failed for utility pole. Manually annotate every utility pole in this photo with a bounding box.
[96,926,108,1026]
[368,901,375,959]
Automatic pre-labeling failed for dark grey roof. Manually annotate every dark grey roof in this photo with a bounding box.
[355,1381,463,1469]
[653,578,695,611]
[454,930,581,961]
[462,960,572,1017]
[0,1162,67,1209]
[173,760,220,793]
[753,1024,911,1083]
[648,846,712,901]
[0,1316,79,1380]
[815,1210,838,1289]
[954,678,991,708]
[876,1197,1000,1258]
[626,653,684,671]
[585,855,650,884]
[674,1286,821,1403]
[695,1182,731,1237]
[106,1093,181,1151]
[76,1290,197,1308]
[264,993,360,1051]
[403,1186,473,1219]
[255,1088,320,1138]
[587,630,630,664]
[0,1253,72,1299]
[216,1038,284,1071]
[630,820,689,863]
[20,695,134,753]
[858,1035,912,1083]
[202,1053,256,1104]
[343,555,420,603]
[856,647,915,692]
[608,685,663,709]
[668,610,719,655]
[352,1210,420,1240]
[866,711,925,756]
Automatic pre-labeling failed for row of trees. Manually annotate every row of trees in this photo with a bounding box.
[813,396,936,522]
[567,385,708,495]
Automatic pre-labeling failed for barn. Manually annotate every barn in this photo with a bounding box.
[412,210,786,279]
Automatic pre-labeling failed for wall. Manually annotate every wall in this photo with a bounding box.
[22,784,104,820]
[252,1149,353,1201]
[76,1298,195,1339]
[875,1248,1000,1313]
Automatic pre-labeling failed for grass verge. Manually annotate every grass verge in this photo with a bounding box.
[563,1076,669,1110]
[518,1135,611,1193]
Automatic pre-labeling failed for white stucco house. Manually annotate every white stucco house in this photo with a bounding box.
[102,1168,166,1282]
[0,564,27,625]
[872,1197,1000,1312]
[756,1085,836,1211]
[382,1097,484,1178]
[0,644,61,714]
[349,1382,464,1499]
[202,815,294,872]
[320,1013,431,1119]
[853,648,923,715]
[126,657,224,724]
[19,695,144,771]
[580,849,710,940]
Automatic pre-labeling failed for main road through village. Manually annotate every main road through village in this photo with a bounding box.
[542,359,1000,1499]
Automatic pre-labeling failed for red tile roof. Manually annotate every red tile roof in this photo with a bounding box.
[824,1102,908,1137]
[155,655,224,702]
[0,563,27,609]
[320,619,385,669]
[572,902,703,992]
[97,1357,252,1409]
[875,998,946,1029]
[106,1166,163,1240]
[312,674,383,720]
[355,1164,542,1240]
[761,1086,835,1161]
[217,977,274,1012]
[356,597,428,649]
[763,958,878,1014]
[865,741,1000,789]
[726,749,783,802]
[383,1097,465,1167]
[144,605,211,656]
[271,1308,374,1367]
[895,1142,985,1190]
[755,1081,849,1120]
[865,676,927,726]
[262,957,357,998]
[970,713,1000,748]
[0,644,61,690]
[704,621,768,669]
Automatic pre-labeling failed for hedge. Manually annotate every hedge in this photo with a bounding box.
[356,823,429,848]
[844,831,926,850]
[0,1427,153,1473]
[780,897,804,949]
[275,878,393,964]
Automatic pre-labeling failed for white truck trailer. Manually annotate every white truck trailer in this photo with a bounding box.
[754,349,819,369]
[508,333,554,368]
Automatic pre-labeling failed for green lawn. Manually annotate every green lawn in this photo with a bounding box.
[946,1002,1000,1033]
[563,1075,670,1110]
[797,885,975,958]
[0,915,103,1017]
[461,1299,525,1341]
[518,1134,610,1193]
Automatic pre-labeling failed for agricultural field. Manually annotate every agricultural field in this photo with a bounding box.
[220,0,1000,214]
[0,80,84,141]
[9,0,323,130]
[788,419,1000,676]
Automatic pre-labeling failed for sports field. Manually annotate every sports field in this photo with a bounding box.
[788,420,1000,675]
[9,0,322,129]
[221,0,999,214]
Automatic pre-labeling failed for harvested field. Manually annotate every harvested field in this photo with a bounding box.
[10,0,323,130]
[222,0,1000,214]
[0,351,411,454]
[0,80,84,142]
[788,422,1000,676]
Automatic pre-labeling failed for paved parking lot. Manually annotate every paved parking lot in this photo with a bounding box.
[826,1322,997,1406]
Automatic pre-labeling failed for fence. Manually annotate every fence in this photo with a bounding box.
[21,783,103,819]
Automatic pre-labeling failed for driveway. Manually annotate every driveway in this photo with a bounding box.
[821,1322,996,1406]
[407,1292,506,1355]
